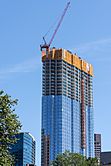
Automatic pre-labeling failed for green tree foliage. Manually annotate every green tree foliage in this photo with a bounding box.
[87,157,98,166]
[0,91,22,165]
[50,151,98,166]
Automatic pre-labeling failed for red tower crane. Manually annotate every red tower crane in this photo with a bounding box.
[40,2,70,54]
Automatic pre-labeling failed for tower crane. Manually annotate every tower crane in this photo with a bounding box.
[40,2,70,54]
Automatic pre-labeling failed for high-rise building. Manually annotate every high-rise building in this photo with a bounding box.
[41,48,94,165]
[94,134,101,164]
[10,132,36,166]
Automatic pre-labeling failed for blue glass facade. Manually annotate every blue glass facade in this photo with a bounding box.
[86,107,94,158]
[42,95,72,160]
[10,132,36,166]
[71,100,81,154]
[42,95,87,161]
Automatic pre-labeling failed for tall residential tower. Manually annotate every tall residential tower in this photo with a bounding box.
[41,48,94,165]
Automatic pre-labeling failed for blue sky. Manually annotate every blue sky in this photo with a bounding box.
[0,0,111,165]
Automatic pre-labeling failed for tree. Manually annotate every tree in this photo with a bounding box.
[0,91,22,165]
[50,151,98,166]
[50,151,86,166]
[87,157,98,166]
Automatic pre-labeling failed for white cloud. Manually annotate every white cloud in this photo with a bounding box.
[0,57,41,79]
[74,38,111,54]
[71,38,111,63]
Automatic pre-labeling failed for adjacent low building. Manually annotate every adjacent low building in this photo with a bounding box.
[10,132,36,166]
[101,152,111,166]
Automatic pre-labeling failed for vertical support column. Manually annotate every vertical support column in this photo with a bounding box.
[81,78,86,155]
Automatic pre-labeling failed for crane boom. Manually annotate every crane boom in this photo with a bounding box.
[40,2,70,52]
[49,2,70,47]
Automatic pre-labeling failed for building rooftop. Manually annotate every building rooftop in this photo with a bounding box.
[20,132,36,141]
[42,48,93,76]
[101,151,111,165]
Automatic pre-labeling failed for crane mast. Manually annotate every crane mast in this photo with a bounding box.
[40,2,70,54]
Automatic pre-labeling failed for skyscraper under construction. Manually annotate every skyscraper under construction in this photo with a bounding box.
[41,48,94,165]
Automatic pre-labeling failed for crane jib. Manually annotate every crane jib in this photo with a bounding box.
[40,1,70,52]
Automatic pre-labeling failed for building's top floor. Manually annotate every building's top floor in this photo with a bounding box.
[16,132,36,142]
[42,48,93,76]
[94,133,101,142]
